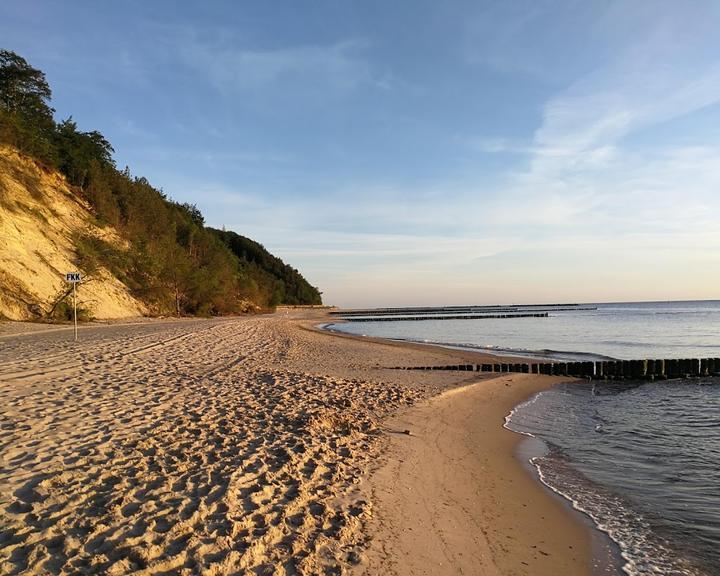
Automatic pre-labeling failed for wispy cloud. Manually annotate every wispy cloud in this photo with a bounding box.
[531,64,720,178]
[188,40,374,93]
[146,24,391,102]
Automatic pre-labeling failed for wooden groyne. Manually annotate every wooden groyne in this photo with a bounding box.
[343,312,549,322]
[389,358,720,380]
[331,304,595,316]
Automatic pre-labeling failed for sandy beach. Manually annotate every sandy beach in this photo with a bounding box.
[0,311,591,575]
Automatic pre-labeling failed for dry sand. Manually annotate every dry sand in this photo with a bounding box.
[0,312,592,575]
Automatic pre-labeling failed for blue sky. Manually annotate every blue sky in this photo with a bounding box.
[3,1,720,306]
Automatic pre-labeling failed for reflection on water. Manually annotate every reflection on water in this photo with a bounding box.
[507,379,720,576]
[332,300,720,361]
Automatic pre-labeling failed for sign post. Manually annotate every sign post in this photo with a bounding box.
[65,272,82,341]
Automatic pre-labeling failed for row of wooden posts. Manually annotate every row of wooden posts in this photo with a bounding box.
[344,312,549,323]
[391,358,720,380]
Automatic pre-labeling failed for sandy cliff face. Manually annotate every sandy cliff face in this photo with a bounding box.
[0,145,146,320]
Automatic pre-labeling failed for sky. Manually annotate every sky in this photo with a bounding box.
[2,0,720,307]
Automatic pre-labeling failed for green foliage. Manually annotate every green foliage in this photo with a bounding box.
[49,299,93,323]
[54,118,114,187]
[0,50,52,116]
[46,283,93,322]
[74,234,128,279]
[0,50,56,164]
[0,49,322,315]
[211,229,322,306]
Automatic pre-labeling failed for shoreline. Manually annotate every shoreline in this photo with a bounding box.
[355,373,595,576]
[320,320,615,362]
[1,312,602,574]
[305,316,602,573]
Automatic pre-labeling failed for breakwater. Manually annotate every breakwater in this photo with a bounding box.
[331,305,596,317]
[390,358,720,380]
[343,312,548,322]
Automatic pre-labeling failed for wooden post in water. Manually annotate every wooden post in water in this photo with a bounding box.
[646,359,655,378]
[618,360,627,379]
[629,360,639,379]
[605,361,615,379]
[629,360,642,379]
[691,359,701,377]
[678,359,689,377]
[666,359,678,378]
[700,359,709,376]
[677,359,687,377]
[583,361,595,378]
[656,359,666,379]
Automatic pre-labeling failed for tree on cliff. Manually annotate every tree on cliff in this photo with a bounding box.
[0,50,56,160]
[0,48,323,314]
[54,118,115,188]
[0,50,52,117]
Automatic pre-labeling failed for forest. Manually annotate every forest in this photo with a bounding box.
[0,49,322,314]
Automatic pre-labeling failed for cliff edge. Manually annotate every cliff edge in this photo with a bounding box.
[0,145,146,320]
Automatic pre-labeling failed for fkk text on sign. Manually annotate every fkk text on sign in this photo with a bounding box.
[66,272,82,283]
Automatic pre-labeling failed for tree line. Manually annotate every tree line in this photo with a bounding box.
[0,49,322,315]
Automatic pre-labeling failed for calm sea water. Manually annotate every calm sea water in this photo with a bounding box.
[330,301,720,574]
[508,379,720,575]
[329,300,720,361]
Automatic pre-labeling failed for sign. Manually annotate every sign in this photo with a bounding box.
[64,272,81,341]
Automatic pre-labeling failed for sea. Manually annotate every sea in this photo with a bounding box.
[328,301,720,575]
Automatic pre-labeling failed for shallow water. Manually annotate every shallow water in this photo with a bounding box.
[506,379,720,575]
[331,300,720,574]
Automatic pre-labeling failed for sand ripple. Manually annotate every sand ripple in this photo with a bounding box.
[0,317,420,575]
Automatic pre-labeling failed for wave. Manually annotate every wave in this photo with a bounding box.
[529,451,705,576]
[322,323,619,361]
[380,337,616,362]
[505,389,712,576]
[598,339,720,349]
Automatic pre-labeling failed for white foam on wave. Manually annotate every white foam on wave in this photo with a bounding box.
[503,390,547,438]
[505,400,706,576]
[530,454,705,575]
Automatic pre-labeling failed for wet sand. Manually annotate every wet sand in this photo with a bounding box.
[0,311,591,575]
[359,374,590,576]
